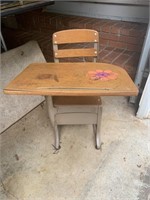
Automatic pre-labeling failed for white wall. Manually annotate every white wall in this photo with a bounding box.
[47,2,149,23]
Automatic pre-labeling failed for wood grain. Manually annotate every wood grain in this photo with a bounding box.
[53,29,99,44]
[54,48,97,58]
[4,62,138,96]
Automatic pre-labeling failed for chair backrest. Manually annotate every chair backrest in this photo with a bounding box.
[52,29,99,63]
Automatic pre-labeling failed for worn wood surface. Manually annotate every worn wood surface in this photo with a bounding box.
[53,29,98,60]
[54,48,97,58]
[53,29,99,44]
[4,62,138,96]
[53,96,102,106]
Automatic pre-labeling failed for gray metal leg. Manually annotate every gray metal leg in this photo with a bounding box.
[54,123,60,149]
[93,124,97,134]
[95,106,102,149]
[45,96,55,129]
[45,96,60,149]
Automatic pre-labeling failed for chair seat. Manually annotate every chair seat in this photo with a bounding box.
[53,96,102,106]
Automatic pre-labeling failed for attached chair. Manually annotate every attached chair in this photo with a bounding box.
[46,29,102,149]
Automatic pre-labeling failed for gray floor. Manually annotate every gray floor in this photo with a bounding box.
[0,96,150,200]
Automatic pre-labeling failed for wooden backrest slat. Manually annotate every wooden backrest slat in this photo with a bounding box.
[54,48,98,58]
[53,29,99,44]
[52,29,99,62]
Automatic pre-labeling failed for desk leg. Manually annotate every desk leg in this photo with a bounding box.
[45,96,60,149]
[54,124,60,150]
[94,105,102,150]
[45,96,55,128]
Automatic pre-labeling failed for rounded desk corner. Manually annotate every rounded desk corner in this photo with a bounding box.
[3,89,9,94]
[135,88,139,96]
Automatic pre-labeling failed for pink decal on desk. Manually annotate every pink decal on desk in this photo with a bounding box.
[87,70,118,81]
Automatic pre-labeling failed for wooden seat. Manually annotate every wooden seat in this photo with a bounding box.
[53,96,102,106]
[46,29,102,150]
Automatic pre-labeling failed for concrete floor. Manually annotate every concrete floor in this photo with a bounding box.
[0,96,150,200]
